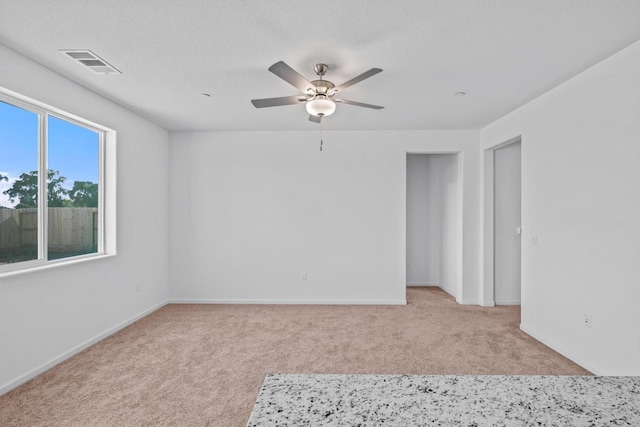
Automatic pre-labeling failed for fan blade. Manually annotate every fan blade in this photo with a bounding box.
[333,68,382,92]
[308,114,322,123]
[251,96,306,108]
[268,61,315,93]
[334,99,384,109]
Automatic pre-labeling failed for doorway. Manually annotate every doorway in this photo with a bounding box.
[406,153,462,299]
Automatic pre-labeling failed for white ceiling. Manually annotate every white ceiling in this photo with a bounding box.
[1,0,639,131]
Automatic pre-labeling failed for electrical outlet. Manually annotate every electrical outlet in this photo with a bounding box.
[583,315,592,328]
[301,272,307,280]
[532,236,540,246]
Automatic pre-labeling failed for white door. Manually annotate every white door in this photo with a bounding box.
[494,141,521,305]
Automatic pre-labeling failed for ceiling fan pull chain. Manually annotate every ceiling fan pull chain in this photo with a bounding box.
[320,121,323,151]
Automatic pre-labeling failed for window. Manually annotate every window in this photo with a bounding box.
[0,89,112,273]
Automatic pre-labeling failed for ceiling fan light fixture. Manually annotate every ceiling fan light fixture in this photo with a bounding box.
[306,96,336,117]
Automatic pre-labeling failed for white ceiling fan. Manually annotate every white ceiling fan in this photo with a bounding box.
[251,61,384,123]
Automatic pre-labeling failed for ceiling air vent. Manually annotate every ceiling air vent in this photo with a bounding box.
[59,49,121,75]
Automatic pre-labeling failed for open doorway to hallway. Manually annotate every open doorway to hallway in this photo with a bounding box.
[406,153,462,300]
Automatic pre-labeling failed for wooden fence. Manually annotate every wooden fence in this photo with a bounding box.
[0,208,97,254]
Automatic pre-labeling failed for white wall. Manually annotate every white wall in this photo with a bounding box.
[482,40,640,375]
[0,44,170,393]
[437,154,460,298]
[169,130,481,305]
[406,154,440,286]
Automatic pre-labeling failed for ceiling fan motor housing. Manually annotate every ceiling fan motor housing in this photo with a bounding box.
[310,79,335,95]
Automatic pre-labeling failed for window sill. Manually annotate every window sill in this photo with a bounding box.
[0,252,116,279]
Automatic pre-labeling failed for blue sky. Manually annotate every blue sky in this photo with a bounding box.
[0,101,98,207]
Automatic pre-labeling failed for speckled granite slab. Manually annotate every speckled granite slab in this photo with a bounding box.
[247,374,640,426]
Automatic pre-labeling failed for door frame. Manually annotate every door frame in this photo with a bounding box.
[482,136,522,306]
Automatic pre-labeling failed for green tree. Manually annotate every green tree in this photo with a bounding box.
[0,173,7,209]
[3,170,69,208]
[69,181,98,207]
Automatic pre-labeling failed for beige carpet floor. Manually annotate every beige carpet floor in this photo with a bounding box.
[0,287,590,426]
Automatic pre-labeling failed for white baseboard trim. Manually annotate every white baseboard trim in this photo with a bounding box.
[519,323,604,375]
[481,301,496,307]
[169,298,407,306]
[406,282,438,286]
[495,300,521,306]
[456,298,480,305]
[0,301,167,396]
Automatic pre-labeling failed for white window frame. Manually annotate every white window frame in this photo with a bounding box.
[0,87,116,276]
